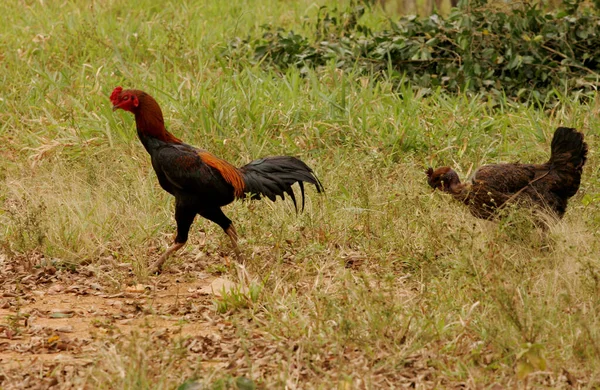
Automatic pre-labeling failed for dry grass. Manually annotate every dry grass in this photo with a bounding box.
[1,0,600,388]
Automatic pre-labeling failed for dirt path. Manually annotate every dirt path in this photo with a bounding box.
[0,253,239,388]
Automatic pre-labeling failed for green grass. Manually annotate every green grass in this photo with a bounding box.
[1,0,600,388]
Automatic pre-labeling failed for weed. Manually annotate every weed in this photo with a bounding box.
[3,196,48,254]
[0,0,599,387]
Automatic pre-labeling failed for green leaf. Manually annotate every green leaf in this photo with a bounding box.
[235,376,257,390]
[177,380,202,390]
[516,361,535,379]
[50,312,73,318]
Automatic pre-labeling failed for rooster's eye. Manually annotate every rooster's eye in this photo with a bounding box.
[123,96,129,101]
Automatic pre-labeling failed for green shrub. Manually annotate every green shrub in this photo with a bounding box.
[225,0,600,105]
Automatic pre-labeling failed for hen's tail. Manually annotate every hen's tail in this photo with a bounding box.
[239,156,324,211]
[548,127,588,197]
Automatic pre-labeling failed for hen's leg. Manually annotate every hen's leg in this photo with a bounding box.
[150,205,196,274]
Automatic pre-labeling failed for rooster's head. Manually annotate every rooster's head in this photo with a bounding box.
[110,86,140,113]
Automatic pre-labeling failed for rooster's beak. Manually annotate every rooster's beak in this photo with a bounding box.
[112,105,118,111]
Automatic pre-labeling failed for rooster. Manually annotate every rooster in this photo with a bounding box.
[426,127,587,220]
[110,87,323,273]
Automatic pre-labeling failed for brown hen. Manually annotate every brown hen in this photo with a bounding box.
[426,127,588,219]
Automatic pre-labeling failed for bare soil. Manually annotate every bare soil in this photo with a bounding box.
[0,252,237,389]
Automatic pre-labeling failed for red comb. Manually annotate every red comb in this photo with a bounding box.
[110,86,123,105]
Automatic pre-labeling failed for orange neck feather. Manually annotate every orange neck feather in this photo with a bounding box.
[134,92,182,144]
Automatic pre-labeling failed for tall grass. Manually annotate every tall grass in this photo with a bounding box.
[1,0,599,387]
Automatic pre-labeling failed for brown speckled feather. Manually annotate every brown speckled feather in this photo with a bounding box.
[427,127,587,219]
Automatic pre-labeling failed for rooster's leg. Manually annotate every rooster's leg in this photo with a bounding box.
[225,224,241,256]
[201,208,248,283]
[150,242,185,274]
[150,206,196,274]
[225,224,250,284]
[200,208,242,260]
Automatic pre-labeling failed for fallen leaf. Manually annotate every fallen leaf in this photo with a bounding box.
[50,312,73,319]
[54,326,74,333]
[48,284,65,294]
[201,278,245,297]
[125,284,147,293]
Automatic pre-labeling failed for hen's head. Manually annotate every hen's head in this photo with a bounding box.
[426,167,461,191]
[110,86,140,113]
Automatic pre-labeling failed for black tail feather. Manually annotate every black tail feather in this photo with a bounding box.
[547,127,588,198]
[286,185,298,212]
[299,181,305,212]
[239,156,324,211]
[548,127,588,170]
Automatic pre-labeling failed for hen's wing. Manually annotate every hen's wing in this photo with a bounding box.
[472,163,540,194]
[457,182,512,219]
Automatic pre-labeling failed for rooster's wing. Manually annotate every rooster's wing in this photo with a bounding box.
[151,143,238,202]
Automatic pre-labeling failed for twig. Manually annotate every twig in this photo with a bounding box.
[541,44,600,77]
[497,169,551,210]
